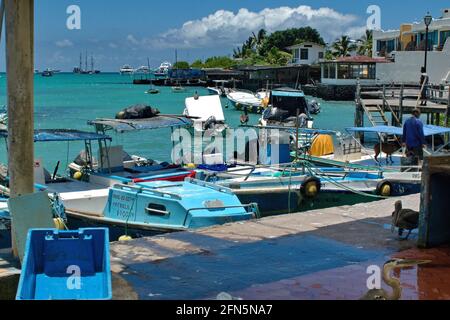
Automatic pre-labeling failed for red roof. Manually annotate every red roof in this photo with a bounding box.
[333,56,389,63]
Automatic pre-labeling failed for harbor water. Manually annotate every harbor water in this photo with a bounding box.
[0,73,356,169]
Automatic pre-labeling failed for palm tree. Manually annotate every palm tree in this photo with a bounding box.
[357,30,373,56]
[332,36,357,57]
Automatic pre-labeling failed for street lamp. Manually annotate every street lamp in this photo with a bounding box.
[423,13,433,72]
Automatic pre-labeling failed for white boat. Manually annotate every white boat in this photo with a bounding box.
[154,61,172,76]
[134,66,151,74]
[207,80,232,97]
[227,90,263,114]
[120,65,134,75]
[184,95,227,135]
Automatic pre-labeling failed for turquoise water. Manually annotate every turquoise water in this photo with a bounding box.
[0,73,356,169]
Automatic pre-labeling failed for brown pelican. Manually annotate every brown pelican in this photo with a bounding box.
[392,200,420,240]
[361,259,431,300]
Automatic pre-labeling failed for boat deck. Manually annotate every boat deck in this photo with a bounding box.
[108,194,450,300]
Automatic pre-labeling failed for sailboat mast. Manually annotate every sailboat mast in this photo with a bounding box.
[91,54,94,73]
[85,50,88,71]
[79,52,82,71]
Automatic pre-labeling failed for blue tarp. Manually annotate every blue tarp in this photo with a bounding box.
[346,125,450,137]
[0,129,112,142]
[89,116,193,133]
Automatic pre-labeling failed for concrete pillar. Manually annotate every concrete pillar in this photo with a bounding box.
[5,0,35,256]
[5,0,34,198]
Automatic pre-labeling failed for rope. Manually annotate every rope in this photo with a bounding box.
[300,160,389,200]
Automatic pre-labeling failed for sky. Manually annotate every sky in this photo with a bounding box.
[0,0,448,71]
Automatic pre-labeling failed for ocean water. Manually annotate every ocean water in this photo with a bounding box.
[0,73,356,169]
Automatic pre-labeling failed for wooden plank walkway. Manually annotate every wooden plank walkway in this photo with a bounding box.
[362,98,447,113]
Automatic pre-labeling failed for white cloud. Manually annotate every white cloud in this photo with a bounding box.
[55,39,74,48]
[109,42,118,49]
[135,5,366,50]
[126,34,140,45]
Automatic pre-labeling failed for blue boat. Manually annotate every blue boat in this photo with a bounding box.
[64,179,259,240]
[0,196,11,249]
[16,228,112,300]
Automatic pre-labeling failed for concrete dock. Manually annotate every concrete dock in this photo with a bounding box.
[109,194,450,300]
[2,194,450,300]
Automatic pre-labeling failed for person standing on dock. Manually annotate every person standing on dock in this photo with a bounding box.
[420,67,429,106]
[402,108,426,165]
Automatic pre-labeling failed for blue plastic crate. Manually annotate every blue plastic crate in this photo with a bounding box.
[16,228,112,300]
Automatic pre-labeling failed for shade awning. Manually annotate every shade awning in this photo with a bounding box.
[88,115,193,133]
[0,129,112,142]
[346,125,450,137]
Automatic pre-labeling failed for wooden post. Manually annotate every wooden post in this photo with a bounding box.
[446,85,450,127]
[399,84,404,125]
[5,0,35,255]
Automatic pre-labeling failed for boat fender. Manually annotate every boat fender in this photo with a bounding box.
[300,177,321,198]
[73,171,83,181]
[53,218,65,230]
[377,181,392,197]
[119,235,133,242]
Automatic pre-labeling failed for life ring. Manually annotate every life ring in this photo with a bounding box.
[376,180,393,197]
[300,177,321,198]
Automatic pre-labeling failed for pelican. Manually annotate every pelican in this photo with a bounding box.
[361,259,431,300]
[392,200,419,240]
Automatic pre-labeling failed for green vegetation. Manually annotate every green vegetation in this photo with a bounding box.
[173,61,190,69]
[190,56,237,69]
[357,30,373,57]
[190,27,374,67]
[326,30,373,59]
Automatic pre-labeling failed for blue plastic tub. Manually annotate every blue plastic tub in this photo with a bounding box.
[16,228,112,300]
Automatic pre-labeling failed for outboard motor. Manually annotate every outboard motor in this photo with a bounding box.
[204,116,218,131]
[308,99,321,115]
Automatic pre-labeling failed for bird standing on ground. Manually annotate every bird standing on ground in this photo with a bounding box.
[392,200,419,240]
[361,259,431,300]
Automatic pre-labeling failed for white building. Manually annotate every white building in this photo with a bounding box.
[320,56,387,85]
[373,8,450,85]
[287,42,325,65]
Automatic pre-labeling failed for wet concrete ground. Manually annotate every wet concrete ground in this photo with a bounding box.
[110,194,450,300]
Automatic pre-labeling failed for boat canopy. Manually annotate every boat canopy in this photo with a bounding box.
[241,124,336,135]
[0,129,112,142]
[271,88,305,98]
[88,116,193,133]
[346,125,450,137]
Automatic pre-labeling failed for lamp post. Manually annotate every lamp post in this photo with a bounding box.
[423,13,433,72]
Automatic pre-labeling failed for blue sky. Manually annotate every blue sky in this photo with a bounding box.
[1,0,448,71]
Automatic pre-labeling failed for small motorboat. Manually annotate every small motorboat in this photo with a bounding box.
[172,85,186,93]
[61,179,259,240]
[41,69,54,77]
[227,90,263,114]
[146,88,160,94]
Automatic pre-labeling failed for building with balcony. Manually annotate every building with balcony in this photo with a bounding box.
[373,8,450,84]
[287,42,325,65]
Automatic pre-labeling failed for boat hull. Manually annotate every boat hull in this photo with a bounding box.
[227,98,262,114]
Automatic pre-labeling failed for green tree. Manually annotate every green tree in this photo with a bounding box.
[332,36,357,57]
[259,27,325,56]
[203,56,236,68]
[265,47,292,66]
[357,30,373,56]
[191,59,204,68]
[173,61,190,69]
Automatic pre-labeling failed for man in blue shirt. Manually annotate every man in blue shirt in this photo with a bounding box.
[402,108,426,162]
